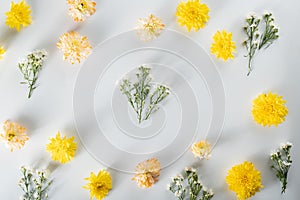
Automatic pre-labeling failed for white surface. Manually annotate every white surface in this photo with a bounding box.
[0,0,299,199]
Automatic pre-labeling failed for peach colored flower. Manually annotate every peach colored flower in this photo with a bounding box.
[135,14,165,42]
[191,140,211,160]
[57,31,92,64]
[132,158,161,188]
[0,120,29,151]
[67,0,96,22]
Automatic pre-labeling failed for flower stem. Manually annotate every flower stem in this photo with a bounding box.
[120,66,169,124]
[247,55,252,76]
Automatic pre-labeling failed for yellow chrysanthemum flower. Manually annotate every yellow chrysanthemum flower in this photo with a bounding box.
[0,120,29,152]
[0,46,6,60]
[226,161,263,200]
[46,132,77,164]
[132,158,161,188]
[5,0,32,32]
[211,30,236,61]
[67,0,96,22]
[252,92,288,127]
[135,14,165,42]
[57,31,92,64]
[176,0,210,32]
[191,140,211,160]
[83,170,112,200]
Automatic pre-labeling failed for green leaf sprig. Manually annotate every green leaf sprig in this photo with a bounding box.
[243,12,279,76]
[119,66,170,123]
[18,49,47,98]
[18,166,53,200]
[168,168,214,200]
[259,13,280,49]
[270,142,293,194]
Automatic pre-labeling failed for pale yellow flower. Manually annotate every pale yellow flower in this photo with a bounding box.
[252,92,288,127]
[83,170,112,200]
[226,161,263,200]
[135,14,165,42]
[57,31,92,64]
[132,158,161,188]
[67,0,96,22]
[46,132,77,164]
[5,0,32,31]
[0,120,29,152]
[0,46,6,60]
[176,0,210,32]
[211,30,236,61]
[191,140,211,160]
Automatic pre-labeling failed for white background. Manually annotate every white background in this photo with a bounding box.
[0,0,299,199]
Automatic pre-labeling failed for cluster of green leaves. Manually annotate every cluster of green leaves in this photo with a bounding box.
[243,12,279,76]
[120,66,170,123]
[270,142,292,194]
[18,166,53,200]
[168,168,214,200]
[18,49,47,98]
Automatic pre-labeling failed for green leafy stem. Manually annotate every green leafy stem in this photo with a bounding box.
[270,143,292,194]
[18,166,53,200]
[18,50,47,98]
[168,168,214,200]
[119,66,170,124]
[243,12,279,76]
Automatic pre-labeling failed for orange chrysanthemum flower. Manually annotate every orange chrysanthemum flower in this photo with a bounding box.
[132,158,161,188]
[135,14,165,42]
[57,31,92,64]
[67,0,96,22]
[191,140,211,160]
[0,120,29,151]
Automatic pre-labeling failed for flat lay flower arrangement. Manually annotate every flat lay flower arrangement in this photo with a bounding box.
[0,0,294,200]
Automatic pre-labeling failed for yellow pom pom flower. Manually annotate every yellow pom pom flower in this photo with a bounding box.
[135,14,165,42]
[5,0,32,32]
[252,92,288,127]
[132,158,161,188]
[211,30,236,61]
[191,140,211,160]
[0,120,29,152]
[0,45,6,60]
[57,31,92,64]
[46,132,77,164]
[226,161,263,200]
[83,170,112,200]
[176,0,210,32]
[67,0,96,22]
